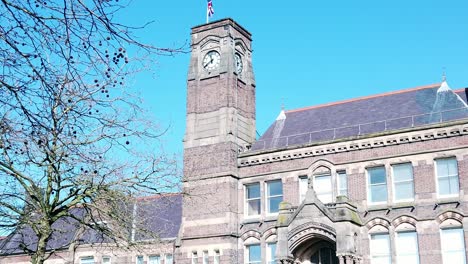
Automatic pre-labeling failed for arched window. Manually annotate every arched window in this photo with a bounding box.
[440,219,466,264]
[313,166,332,203]
[395,223,419,264]
[368,225,391,264]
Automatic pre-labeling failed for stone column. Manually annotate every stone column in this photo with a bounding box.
[338,256,345,264]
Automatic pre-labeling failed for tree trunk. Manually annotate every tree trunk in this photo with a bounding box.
[31,229,51,264]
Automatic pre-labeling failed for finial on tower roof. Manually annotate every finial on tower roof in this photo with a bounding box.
[442,67,447,82]
[281,97,285,111]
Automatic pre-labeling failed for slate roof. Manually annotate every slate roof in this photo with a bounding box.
[0,194,182,255]
[252,82,468,151]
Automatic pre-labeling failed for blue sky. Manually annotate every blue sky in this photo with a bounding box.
[118,0,468,156]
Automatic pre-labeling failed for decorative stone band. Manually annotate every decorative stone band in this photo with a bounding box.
[238,123,468,167]
[287,222,336,252]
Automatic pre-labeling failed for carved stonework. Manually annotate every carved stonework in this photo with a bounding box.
[288,222,336,252]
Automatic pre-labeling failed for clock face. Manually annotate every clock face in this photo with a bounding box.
[234,53,243,74]
[202,50,220,71]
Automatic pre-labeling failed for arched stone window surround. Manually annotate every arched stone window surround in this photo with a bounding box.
[263,227,277,242]
[365,217,391,231]
[437,210,464,224]
[392,215,418,231]
[234,39,248,54]
[241,230,262,242]
[437,210,464,227]
[307,159,341,203]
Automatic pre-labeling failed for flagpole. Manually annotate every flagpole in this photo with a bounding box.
[206,0,209,24]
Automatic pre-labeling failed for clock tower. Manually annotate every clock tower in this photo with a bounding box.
[178,19,256,263]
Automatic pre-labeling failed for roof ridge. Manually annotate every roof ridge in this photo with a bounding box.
[286,83,442,114]
[135,193,181,201]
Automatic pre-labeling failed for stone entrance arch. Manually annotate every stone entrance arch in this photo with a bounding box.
[287,222,337,264]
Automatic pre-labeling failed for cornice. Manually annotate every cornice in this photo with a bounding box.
[238,122,468,167]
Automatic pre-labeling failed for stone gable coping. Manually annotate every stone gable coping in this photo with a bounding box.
[238,123,468,167]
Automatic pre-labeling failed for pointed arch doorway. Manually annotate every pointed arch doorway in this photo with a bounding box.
[309,241,338,264]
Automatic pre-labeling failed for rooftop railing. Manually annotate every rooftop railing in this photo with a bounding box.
[251,107,468,151]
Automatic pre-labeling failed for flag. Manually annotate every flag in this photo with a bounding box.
[207,0,215,17]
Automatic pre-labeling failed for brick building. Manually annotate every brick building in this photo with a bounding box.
[177,18,468,264]
[2,18,468,264]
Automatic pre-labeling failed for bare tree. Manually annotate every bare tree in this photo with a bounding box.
[0,1,183,263]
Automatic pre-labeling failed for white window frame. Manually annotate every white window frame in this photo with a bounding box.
[214,249,220,264]
[266,242,277,264]
[192,251,198,264]
[369,233,391,264]
[165,254,173,264]
[202,250,209,264]
[245,183,261,218]
[245,244,261,264]
[391,163,415,203]
[299,175,309,202]
[149,255,161,264]
[395,231,420,264]
[313,173,333,204]
[367,166,388,205]
[337,170,348,197]
[440,227,467,264]
[266,180,283,215]
[435,158,460,198]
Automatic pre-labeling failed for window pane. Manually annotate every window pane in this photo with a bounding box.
[166,254,173,264]
[396,232,419,264]
[300,176,308,201]
[393,163,413,182]
[371,256,391,264]
[214,251,220,264]
[267,243,277,264]
[137,256,144,264]
[248,199,261,215]
[370,184,388,203]
[102,257,111,264]
[441,228,466,264]
[268,196,282,213]
[315,174,332,190]
[247,184,260,199]
[437,158,458,177]
[203,251,208,264]
[248,244,261,262]
[369,167,386,184]
[370,234,390,256]
[449,176,460,195]
[438,175,460,196]
[149,256,161,264]
[268,180,283,196]
[81,257,95,264]
[447,159,458,175]
[338,171,348,196]
[394,182,414,201]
